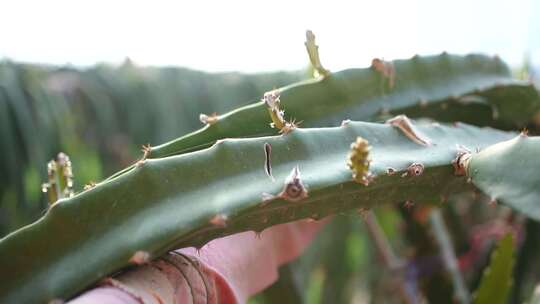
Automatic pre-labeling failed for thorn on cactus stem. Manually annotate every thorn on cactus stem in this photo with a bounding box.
[488,198,498,207]
[386,167,397,176]
[83,181,96,191]
[199,112,219,125]
[418,98,428,108]
[519,129,529,137]
[278,166,308,202]
[209,214,228,228]
[129,251,151,265]
[453,146,472,176]
[341,119,351,126]
[402,162,424,177]
[385,115,432,146]
[141,144,151,160]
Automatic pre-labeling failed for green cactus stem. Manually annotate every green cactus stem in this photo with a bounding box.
[458,133,540,220]
[146,54,538,161]
[0,119,514,303]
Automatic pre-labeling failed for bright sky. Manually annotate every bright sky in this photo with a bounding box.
[1,0,538,72]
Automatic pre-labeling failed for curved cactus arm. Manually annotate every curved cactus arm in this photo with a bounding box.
[459,134,540,220]
[147,54,538,160]
[472,234,515,304]
[0,120,514,303]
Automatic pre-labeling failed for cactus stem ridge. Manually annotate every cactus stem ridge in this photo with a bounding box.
[385,115,432,146]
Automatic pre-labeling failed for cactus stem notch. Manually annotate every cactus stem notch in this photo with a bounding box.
[129,251,151,265]
[263,143,275,181]
[348,137,373,185]
[199,112,219,125]
[385,115,432,146]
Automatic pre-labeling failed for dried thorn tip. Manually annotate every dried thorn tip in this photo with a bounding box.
[348,137,372,185]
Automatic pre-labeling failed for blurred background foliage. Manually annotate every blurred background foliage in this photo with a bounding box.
[1,58,539,303]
